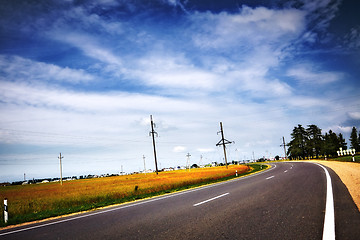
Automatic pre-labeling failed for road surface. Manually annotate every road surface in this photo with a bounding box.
[1,162,359,239]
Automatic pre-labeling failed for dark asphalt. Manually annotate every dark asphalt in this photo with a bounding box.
[0,162,359,239]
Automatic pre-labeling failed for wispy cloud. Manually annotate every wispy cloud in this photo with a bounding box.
[300,0,342,31]
[0,55,94,83]
[344,27,360,49]
[190,6,306,50]
[0,80,212,114]
[50,33,124,69]
[130,54,219,91]
[286,65,343,85]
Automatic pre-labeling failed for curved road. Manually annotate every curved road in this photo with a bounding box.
[1,162,359,239]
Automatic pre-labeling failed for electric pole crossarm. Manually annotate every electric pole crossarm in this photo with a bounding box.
[216,139,233,146]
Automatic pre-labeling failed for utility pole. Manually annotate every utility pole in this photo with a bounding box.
[186,153,191,171]
[216,122,234,169]
[235,148,238,163]
[149,115,159,175]
[280,136,288,159]
[58,153,63,185]
[143,155,146,174]
[24,173,26,182]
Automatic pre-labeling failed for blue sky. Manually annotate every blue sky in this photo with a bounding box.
[0,0,359,182]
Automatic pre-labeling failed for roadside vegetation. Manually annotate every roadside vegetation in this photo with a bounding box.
[0,164,267,227]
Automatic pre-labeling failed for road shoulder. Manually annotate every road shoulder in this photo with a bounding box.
[311,160,360,211]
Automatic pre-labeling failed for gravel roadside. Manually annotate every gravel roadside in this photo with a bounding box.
[311,160,360,211]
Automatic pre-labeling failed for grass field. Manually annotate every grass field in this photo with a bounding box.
[0,164,265,226]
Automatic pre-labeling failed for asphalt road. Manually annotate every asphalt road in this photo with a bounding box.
[1,162,359,239]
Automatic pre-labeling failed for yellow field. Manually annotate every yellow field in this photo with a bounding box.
[0,165,249,225]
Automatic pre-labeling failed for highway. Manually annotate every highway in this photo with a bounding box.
[1,162,359,239]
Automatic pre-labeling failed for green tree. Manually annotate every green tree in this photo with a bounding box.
[349,127,360,152]
[306,124,323,158]
[338,133,347,150]
[287,124,308,159]
[323,130,340,156]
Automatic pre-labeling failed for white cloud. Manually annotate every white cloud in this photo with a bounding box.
[58,33,123,66]
[130,54,218,90]
[286,95,328,108]
[344,27,360,49]
[300,0,342,31]
[173,146,186,153]
[348,112,360,120]
[53,5,123,35]
[225,67,293,97]
[286,65,343,84]
[0,55,94,83]
[335,126,353,133]
[0,80,213,114]
[191,6,306,49]
[165,0,189,13]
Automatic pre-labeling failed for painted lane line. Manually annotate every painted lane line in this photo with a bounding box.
[266,176,274,180]
[0,165,276,237]
[284,170,288,173]
[312,163,335,240]
[193,193,229,207]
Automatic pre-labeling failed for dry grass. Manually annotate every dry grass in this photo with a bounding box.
[0,165,249,225]
[311,160,360,211]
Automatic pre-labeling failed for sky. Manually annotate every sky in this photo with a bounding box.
[0,0,359,182]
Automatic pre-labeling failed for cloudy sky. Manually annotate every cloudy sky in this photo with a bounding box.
[0,0,359,182]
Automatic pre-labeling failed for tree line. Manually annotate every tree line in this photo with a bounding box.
[287,124,360,159]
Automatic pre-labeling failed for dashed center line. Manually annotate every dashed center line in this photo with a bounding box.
[193,193,229,207]
[266,176,274,180]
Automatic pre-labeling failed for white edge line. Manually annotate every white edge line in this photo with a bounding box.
[0,164,276,236]
[193,193,229,207]
[266,176,274,180]
[311,162,335,240]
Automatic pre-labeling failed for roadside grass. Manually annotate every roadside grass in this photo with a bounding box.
[327,155,360,163]
[0,164,267,227]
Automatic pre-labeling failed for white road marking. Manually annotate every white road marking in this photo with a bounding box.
[312,163,335,240]
[284,170,288,173]
[266,176,274,180]
[0,165,276,236]
[193,193,229,207]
